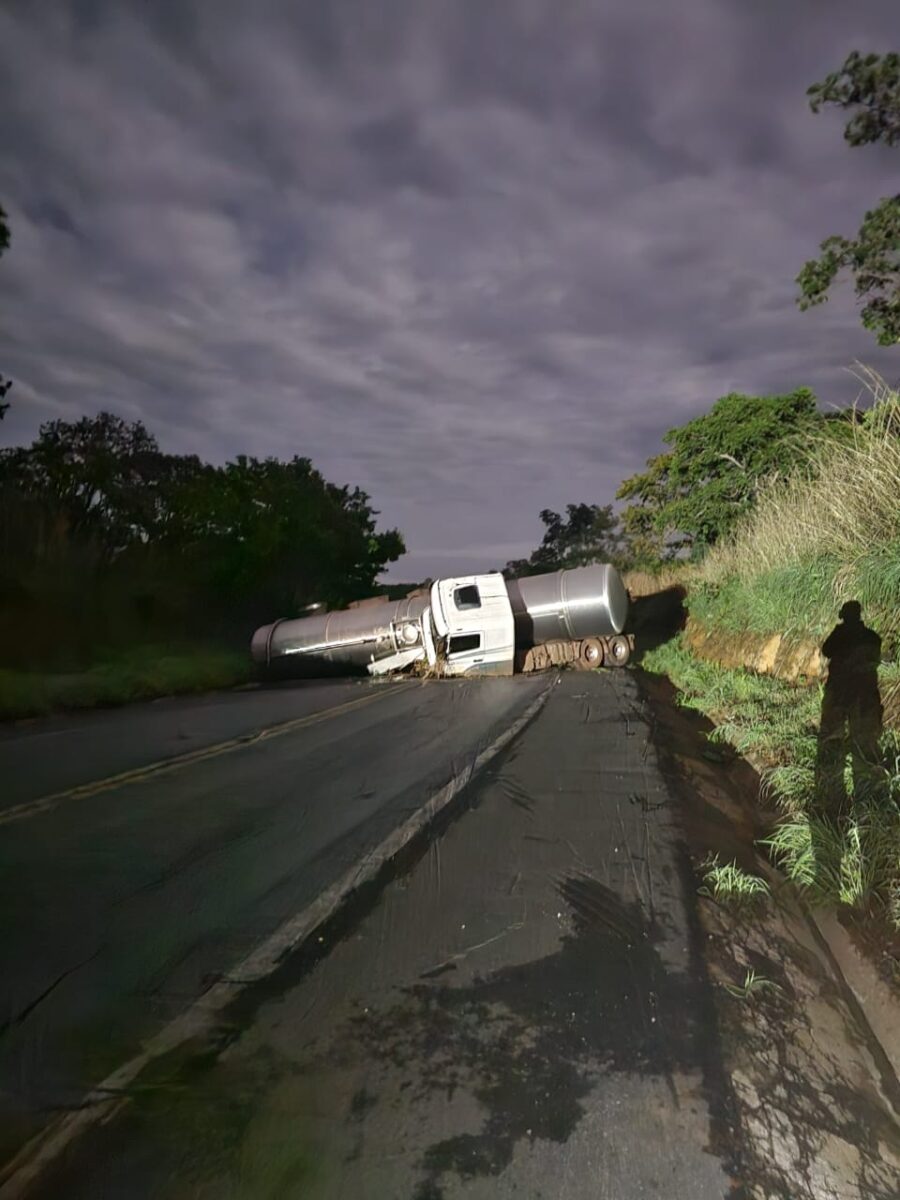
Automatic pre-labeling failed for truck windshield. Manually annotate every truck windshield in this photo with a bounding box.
[454,585,481,611]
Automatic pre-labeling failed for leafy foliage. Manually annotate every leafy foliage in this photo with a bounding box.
[0,413,178,555]
[0,412,405,668]
[797,51,900,345]
[503,503,623,577]
[616,388,838,556]
[698,855,771,906]
[807,50,900,147]
[797,197,900,346]
[698,373,900,657]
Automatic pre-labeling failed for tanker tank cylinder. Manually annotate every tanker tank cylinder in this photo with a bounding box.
[506,563,629,646]
[398,622,421,646]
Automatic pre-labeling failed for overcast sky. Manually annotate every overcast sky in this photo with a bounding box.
[1,1,898,580]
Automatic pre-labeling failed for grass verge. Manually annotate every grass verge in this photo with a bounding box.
[643,637,900,927]
[693,369,900,659]
[0,645,253,720]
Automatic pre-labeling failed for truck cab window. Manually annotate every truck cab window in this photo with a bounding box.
[454,585,481,611]
[448,633,481,655]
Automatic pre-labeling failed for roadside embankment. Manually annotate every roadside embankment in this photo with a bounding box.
[631,377,900,990]
[0,645,252,721]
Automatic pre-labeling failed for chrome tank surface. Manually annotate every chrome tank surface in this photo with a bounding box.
[505,564,628,646]
[251,593,429,672]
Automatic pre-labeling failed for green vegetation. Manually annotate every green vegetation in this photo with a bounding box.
[644,639,900,925]
[0,411,404,715]
[723,969,782,1002]
[627,374,900,933]
[698,855,771,907]
[797,51,900,345]
[695,373,900,658]
[616,388,853,559]
[0,646,252,720]
[503,502,624,577]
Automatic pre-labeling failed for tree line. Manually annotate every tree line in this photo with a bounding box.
[0,47,896,668]
[503,388,862,577]
[0,413,404,669]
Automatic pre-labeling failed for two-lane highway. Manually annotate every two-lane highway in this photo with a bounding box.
[11,669,745,1200]
[0,674,548,1174]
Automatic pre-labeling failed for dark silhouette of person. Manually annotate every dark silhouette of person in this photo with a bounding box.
[814,601,883,819]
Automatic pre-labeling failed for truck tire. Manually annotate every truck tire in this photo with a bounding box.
[606,635,631,667]
[579,637,605,669]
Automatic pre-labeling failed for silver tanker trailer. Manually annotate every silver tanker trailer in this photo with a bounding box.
[251,564,632,679]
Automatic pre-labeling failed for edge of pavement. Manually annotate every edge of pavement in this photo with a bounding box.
[0,677,556,1200]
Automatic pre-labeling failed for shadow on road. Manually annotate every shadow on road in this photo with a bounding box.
[627,585,687,664]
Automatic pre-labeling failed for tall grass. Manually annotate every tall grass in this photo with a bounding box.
[624,562,696,598]
[694,368,900,654]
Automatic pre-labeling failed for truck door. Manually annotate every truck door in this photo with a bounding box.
[430,574,515,676]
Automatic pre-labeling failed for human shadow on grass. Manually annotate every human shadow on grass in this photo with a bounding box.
[814,601,884,816]
[811,601,888,887]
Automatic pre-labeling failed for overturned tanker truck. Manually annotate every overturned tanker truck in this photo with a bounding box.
[251,564,632,679]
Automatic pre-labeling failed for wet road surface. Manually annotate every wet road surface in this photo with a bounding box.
[0,678,401,812]
[0,674,547,1178]
[20,671,740,1199]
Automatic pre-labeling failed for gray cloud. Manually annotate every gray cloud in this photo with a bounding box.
[1,0,898,579]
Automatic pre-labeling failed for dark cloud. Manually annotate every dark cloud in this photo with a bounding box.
[1,0,898,579]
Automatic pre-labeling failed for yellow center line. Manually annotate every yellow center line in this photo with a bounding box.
[0,684,409,828]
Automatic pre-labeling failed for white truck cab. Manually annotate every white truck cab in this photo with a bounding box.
[428,572,516,676]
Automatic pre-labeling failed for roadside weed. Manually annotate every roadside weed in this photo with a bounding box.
[699,855,771,906]
[723,969,782,1001]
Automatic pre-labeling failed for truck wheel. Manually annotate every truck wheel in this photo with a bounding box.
[606,635,631,667]
[580,637,604,669]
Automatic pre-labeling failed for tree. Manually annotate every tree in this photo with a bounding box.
[1,202,10,419]
[504,503,623,577]
[797,51,900,345]
[162,454,405,616]
[616,389,839,557]
[0,411,406,653]
[0,412,178,555]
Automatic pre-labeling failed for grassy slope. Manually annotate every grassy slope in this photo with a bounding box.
[693,372,900,658]
[644,637,900,925]
[638,380,900,924]
[0,645,252,721]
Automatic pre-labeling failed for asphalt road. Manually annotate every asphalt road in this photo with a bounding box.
[3,670,742,1199]
[0,673,548,1179]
